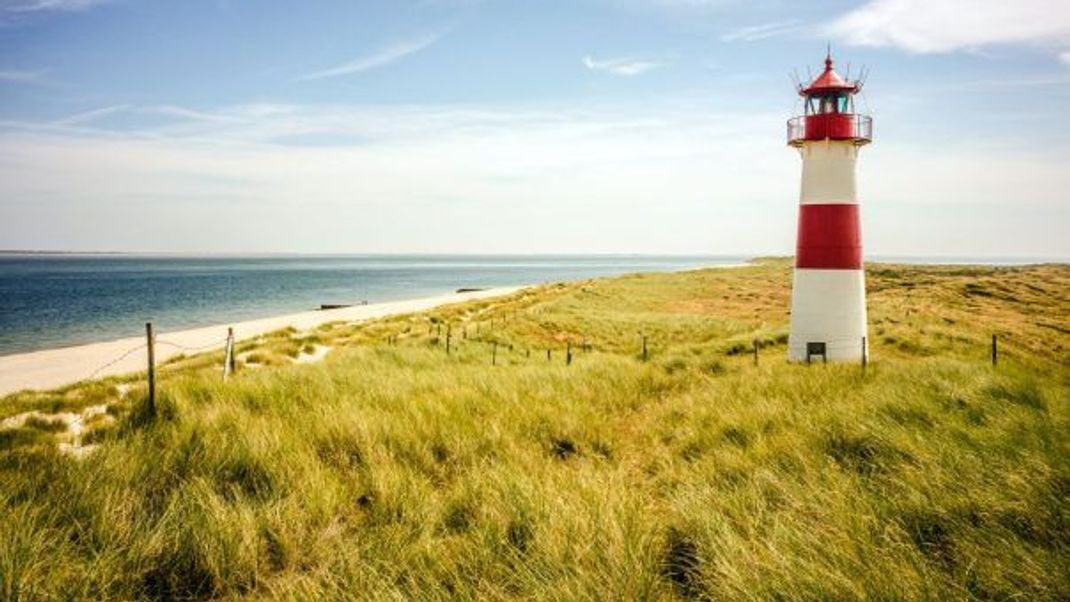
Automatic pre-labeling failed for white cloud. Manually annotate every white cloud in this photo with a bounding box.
[828,0,1070,54]
[721,20,801,42]
[0,101,790,253]
[48,104,133,127]
[50,104,131,126]
[1061,50,1070,66]
[2,100,1066,256]
[1,0,110,13]
[0,69,47,83]
[299,32,444,81]
[582,55,663,76]
[146,105,238,124]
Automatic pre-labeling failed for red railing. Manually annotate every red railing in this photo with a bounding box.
[787,114,871,146]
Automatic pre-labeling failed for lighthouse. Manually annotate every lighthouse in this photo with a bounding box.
[786,51,872,363]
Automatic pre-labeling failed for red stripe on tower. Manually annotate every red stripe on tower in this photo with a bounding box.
[795,204,862,269]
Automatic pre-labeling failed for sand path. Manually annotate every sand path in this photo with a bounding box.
[0,286,522,397]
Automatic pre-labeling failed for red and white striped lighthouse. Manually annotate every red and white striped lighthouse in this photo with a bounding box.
[786,51,872,363]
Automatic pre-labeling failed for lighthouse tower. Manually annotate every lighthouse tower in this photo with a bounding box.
[786,51,872,362]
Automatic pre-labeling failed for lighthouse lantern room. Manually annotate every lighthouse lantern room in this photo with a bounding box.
[786,51,872,363]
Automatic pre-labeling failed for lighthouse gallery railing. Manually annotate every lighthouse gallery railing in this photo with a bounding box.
[787,114,872,146]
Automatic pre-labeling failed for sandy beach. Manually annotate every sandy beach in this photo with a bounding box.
[0,286,523,397]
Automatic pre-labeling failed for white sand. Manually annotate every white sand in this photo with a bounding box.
[294,345,332,364]
[0,286,523,397]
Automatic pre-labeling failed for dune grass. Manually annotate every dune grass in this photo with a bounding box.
[0,260,1067,600]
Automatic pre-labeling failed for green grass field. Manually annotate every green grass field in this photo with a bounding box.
[1,260,1067,601]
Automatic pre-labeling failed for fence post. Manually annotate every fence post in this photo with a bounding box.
[567,342,572,366]
[991,334,998,367]
[146,322,156,416]
[223,327,234,380]
[446,332,452,355]
[229,328,236,374]
[547,349,551,362]
[222,329,229,380]
[753,339,759,366]
[492,341,498,366]
[861,336,868,375]
[641,334,648,362]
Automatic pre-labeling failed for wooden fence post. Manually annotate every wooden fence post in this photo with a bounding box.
[222,327,234,380]
[641,334,648,362]
[228,328,236,374]
[567,342,572,366]
[492,342,498,366]
[753,339,759,366]
[991,334,998,367]
[861,336,868,375]
[146,322,156,416]
[547,349,551,362]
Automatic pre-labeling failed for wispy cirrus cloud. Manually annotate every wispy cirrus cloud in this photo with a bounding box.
[299,32,445,81]
[582,55,663,76]
[1,0,111,13]
[50,104,131,126]
[0,68,48,83]
[721,20,802,42]
[827,0,1070,58]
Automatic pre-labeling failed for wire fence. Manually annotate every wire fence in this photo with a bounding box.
[73,309,1005,407]
[155,338,229,353]
[83,335,229,382]
[86,343,148,380]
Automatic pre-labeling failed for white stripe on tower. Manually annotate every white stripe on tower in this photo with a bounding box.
[799,142,857,204]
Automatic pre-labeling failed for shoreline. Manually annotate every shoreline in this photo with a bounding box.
[0,286,524,397]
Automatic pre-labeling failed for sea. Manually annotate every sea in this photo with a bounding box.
[0,254,743,356]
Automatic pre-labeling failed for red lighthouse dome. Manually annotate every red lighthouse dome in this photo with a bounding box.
[788,51,871,146]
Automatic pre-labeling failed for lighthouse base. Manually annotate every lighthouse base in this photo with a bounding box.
[787,269,868,362]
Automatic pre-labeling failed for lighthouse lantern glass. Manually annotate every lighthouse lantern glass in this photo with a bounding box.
[806,93,852,116]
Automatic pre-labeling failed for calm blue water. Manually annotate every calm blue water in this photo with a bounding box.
[0,254,744,355]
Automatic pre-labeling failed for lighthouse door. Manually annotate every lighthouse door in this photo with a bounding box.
[805,342,828,364]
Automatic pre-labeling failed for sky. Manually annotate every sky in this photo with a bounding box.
[0,0,1067,257]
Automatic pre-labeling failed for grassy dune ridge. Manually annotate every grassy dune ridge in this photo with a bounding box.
[1,260,1067,600]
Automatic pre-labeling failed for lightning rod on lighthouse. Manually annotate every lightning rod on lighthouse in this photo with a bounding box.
[786,50,872,363]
